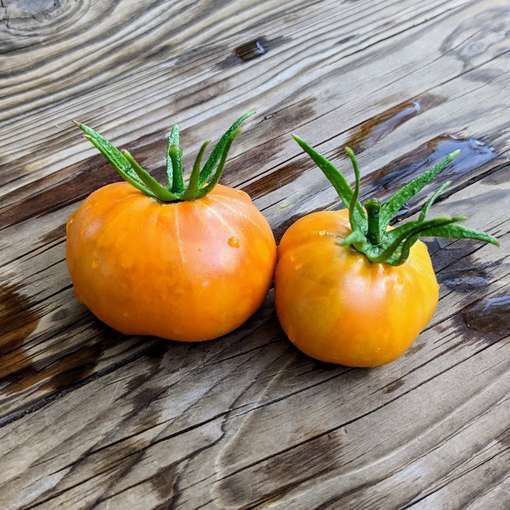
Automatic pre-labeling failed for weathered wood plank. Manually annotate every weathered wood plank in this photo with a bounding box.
[1,0,510,509]
[0,0,501,198]
[3,2,510,420]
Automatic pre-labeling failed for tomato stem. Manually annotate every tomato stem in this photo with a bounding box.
[169,143,185,194]
[365,199,381,245]
[167,125,180,190]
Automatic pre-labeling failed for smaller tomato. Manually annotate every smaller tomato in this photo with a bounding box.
[275,139,498,367]
[67,113,276,342]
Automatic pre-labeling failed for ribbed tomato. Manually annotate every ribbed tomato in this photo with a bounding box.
[275,138,498,367]
[275,209,438,366]
[67,114,276,341]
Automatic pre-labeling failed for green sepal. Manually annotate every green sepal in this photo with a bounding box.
[338,230,370,254]
[380,149,460,229]
[292,138,498,266]
[374,216,464,265]
[418,180,450,223]
[292,136,367,232]
[182,141,209,200]
[123,151,180,201]
[418,224,499,246]
[338,230,366,247]
[344,146,362,233]
[77,113,251,204]
[194,131,238,198]
[77,123,156,197]
[199,111,254,184]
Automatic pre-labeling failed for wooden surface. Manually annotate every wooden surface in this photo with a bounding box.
[1,0,510,508]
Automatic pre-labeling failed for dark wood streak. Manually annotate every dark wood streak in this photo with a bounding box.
[0,135,170,231]
[463,295,510,336]
[0,332,162,427]
[40,223,67,244]
[342,94,445,154]
[217,433,342,508]
[0,281,40,355]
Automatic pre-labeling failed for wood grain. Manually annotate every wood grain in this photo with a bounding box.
[1,0,510,508]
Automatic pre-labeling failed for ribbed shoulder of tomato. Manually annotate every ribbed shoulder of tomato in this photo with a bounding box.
[278,209,351,252]
[208,184,252,204]
[90,181,143,200]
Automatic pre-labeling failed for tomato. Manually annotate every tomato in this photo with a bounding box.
[275,209,437,366]
[274,138,498,367]
[67,114,276,341]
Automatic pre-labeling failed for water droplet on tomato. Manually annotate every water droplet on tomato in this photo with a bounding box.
[228,236,240,248]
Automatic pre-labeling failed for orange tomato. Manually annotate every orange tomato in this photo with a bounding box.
[67,114,276,341]
[67,183,275,341]
[275,209,437,367]
[274,137,498,367]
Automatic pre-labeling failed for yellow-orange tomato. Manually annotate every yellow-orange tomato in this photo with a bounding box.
[275,209,438,367]
[67,183,276,341]
[276,136,497,367]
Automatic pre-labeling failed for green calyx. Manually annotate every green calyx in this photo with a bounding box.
[293,136,499,266]
[77,112,253,202]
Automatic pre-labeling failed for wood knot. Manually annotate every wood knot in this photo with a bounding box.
[235,38,268,62]
[218,35,291,69]
[441,7,510,70]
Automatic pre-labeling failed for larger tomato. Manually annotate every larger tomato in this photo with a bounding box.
[67,114,276,341]
[275,138,498,367]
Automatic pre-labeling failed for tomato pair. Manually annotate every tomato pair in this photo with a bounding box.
[67,114,497,366]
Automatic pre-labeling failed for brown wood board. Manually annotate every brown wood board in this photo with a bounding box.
[1,0,510,508]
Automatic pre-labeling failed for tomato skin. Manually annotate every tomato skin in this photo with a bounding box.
[274,209,439,367]
[66,183,276,341]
